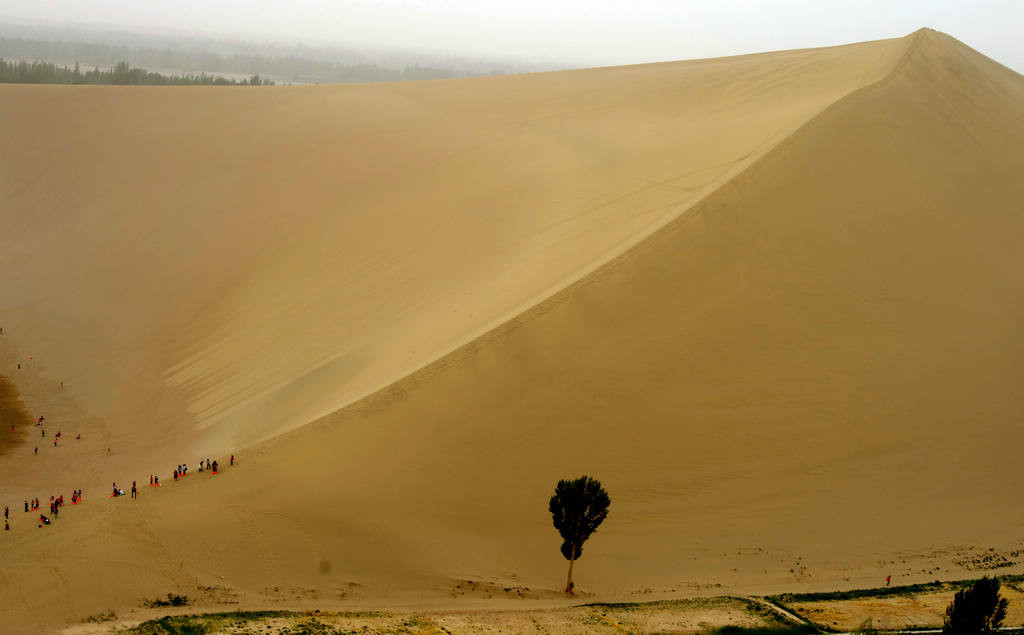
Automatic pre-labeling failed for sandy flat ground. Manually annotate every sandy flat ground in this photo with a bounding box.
[1,28,1023,633]
[65,596,787,634]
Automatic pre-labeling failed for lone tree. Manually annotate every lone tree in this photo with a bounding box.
[943,577,1008,635]
[548,475,610,595]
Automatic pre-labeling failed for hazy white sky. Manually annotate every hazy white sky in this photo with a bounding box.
[1,0,1022,71]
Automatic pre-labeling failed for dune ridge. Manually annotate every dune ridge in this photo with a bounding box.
[1,28,1023,633]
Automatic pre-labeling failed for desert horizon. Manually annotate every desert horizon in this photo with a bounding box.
[1,19,1023,635]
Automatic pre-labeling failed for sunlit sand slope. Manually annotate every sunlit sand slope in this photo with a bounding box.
[0,36,905,461]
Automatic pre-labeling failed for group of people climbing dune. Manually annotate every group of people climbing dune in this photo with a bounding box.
[10,413,83,456]
[4,352,237,533]
[4,454,236,531]
[4,417,237,531]
[3,492,80,529]
[170,455,232,481]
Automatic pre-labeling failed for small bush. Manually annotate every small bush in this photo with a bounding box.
[854,617,877,635]
[127,615,208,634]
[83,609,117,623]
[145,593,189,608]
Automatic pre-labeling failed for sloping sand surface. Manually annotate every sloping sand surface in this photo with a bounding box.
[2,28,1024,633]
[0,35,905,465]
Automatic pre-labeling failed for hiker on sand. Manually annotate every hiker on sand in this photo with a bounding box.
[4,506,8,520]
[34,447,37,455]
[149,475,153,486]
[230,454,234,466]
[173,470,178,482]
[4,519,9,531]
[24,500,28,513]
[131,481,137,499]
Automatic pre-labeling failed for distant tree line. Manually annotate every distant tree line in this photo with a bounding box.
[0,36,503,84]
[0,59,272,86]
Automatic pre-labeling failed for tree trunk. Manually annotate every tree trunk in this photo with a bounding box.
[565,544,576,595]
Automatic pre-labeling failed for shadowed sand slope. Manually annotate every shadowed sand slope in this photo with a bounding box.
[0,35,906,466]
[2,29,1024,633]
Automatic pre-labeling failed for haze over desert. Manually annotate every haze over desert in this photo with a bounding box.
[1,8,1023,634]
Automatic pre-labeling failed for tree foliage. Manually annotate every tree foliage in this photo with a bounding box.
[549,475,610,593]
[943,577,1008,635]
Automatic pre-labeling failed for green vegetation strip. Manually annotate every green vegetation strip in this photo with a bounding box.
[125,611,389,635]
[771,574,1024,604]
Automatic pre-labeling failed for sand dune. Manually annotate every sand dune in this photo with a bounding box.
[1,35,906,464]
[1,28,1023,633]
